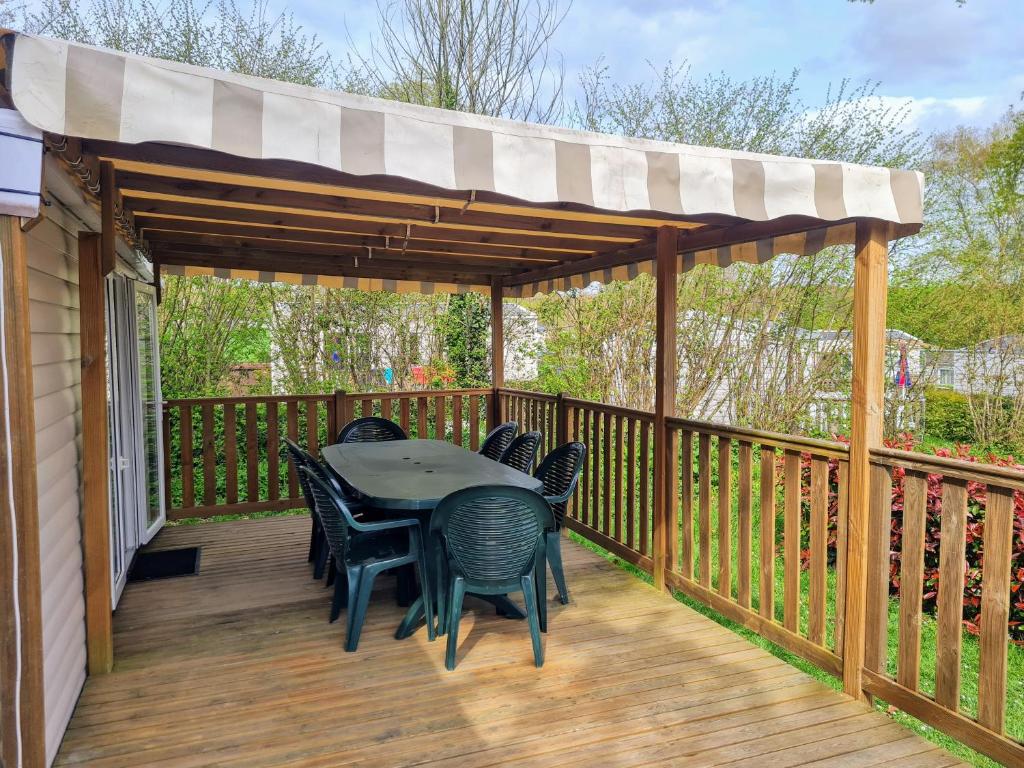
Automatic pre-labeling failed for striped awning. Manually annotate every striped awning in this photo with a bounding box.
[6,33,923,230]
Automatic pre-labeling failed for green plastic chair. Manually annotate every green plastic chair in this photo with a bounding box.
[534,442,587,605]
[336,416,407,444]
[433,485,554,670]
[302,465,435,652]
[478,421,518,461]
[499,431,543,473]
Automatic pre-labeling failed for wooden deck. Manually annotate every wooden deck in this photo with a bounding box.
[56,516,965,767]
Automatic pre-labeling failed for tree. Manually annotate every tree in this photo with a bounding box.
[346,0,568,122]
[438,293,490,388]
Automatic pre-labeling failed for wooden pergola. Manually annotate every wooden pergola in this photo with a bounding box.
[0,30,928,767]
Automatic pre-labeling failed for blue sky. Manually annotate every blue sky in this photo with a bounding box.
[293,0,1023,135]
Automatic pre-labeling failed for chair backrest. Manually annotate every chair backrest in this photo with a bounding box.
[301,465,361,563]
[500,431,542,473]
[336,416,407,444]
[283,438,316,514]
[433,485,552,592]
[478,421,518,461]
[534,442,587,528]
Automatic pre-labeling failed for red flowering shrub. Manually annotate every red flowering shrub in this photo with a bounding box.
[794,436,1024,643]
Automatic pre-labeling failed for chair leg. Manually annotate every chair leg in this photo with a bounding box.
[434,545,448,636]
[445,576,467,671]
[329,570,348,623]
[343,565,362,646]
[547,531,569,605]
[345,565,378,653]
[313,538,330,580]
[537,541,548,634]
[415,548,436,643]
[521,574,544,668]
[307,516,318,562]
[326,557,336,587]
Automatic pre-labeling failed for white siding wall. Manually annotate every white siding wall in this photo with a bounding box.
[26,206,86,765]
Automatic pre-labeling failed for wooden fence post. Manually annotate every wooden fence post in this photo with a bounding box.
[556,392,568,446]
[652,226,679,593]
[842,220,889,701]
[333,389,348,442]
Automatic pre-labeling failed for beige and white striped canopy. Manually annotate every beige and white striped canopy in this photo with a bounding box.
[4,32,924,296]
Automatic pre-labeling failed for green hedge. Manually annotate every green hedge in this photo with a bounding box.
[924,387,975,444]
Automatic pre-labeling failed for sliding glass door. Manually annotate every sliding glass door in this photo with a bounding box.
[106,274,165,606]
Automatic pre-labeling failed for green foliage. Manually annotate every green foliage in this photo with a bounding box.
[438,294,490,387]
[924,387,975,444]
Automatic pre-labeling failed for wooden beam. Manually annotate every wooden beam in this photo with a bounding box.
[157,251,495,286]
[133,204,633,252]
[78,232,114,676]
[842,219,889,701]
[651,225,678,592]
[144,230,551,268]
[0,217,46,768]
[141,224,569,263]
[100,160,117,275]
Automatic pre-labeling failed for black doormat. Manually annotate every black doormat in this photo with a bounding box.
[128,547,201,582]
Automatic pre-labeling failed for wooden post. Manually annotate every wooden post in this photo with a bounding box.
[555,392,568,446]
[79,232,114,675]
[842,220,889,700]
[0,217,46,768]
[652,226,678,593]
[490,276,504,427]
[333,389,348,442]
[100,161,117,276]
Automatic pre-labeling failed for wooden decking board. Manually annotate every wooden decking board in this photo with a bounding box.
[56,517,963,767]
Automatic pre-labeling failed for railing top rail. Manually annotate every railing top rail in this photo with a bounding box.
[353,387,493,399]
[498,387,558,402]
[561,396,655,422]
[668,416,850,458]
[871,446,1024,491]
[165,393,331,407]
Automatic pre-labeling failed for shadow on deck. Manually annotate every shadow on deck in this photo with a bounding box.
[56,516,963,767]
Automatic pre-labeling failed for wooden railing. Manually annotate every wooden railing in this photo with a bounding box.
[162,388,493,520]
[860,448,1024,765]
[161,385,1023,763]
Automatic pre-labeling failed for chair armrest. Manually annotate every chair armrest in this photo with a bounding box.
[351,516,420,533]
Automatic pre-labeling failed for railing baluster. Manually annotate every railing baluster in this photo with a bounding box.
[698,433,712,588]
[977,485,1015,733]
[400,397,411,435]
[602,410,612,537]
[452,395,463,446]
[180,404,194,510]
[305,400,318,456]
[435,395,446,441]
[679,429,694,579]
[718,436,732,598]
[224,404,238,505]
[614,413,624,543]
[417,396,428,437]
[246,401,258,501]
[737,440,752,610]
[286,401,299,498]
[468,396,479,450]
[591,409,600,532]
[640,420,650,556]
[201,402,216,506]
[581,408,591,527]
[897,470,927,690]
[162,406,172,510]
[759,445,776,620]
[266,401,279,501]
[834,459,849,656]
[809,454,829,645]
[783,449,801,633]
[626,418,636,551]
[935,478,968,710]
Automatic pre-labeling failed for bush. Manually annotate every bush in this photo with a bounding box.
[925,387,975,444]
[798,437,1024,643]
